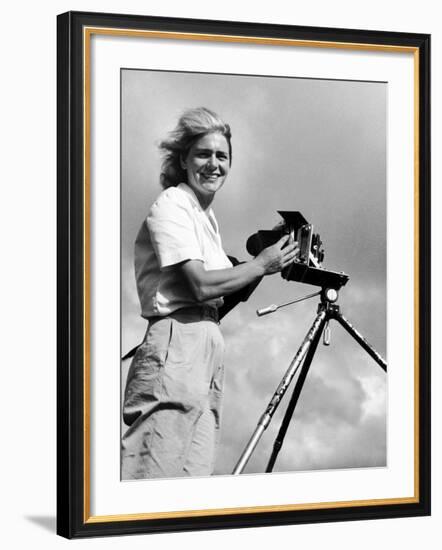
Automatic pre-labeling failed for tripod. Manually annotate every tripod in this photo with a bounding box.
[232,288,387,475]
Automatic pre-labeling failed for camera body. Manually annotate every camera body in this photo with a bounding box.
[246,211,349,290]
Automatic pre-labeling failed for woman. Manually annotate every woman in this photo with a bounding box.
[122,107,297,479]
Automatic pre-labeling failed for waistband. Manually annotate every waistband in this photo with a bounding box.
[148,305,219,324]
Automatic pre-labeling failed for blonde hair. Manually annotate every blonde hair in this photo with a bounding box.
[159,107,232,189]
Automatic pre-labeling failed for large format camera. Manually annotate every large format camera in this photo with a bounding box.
[246,211,349,290]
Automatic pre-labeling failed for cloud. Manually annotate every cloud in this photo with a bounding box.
[120,70,387,478]
[214,305,387,475]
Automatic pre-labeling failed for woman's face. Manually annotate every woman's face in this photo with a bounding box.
[181,132,230,208]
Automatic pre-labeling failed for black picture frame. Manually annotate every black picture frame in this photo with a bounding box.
[57,10,431,539]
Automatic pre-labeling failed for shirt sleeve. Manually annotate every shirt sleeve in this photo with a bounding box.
[146,195,204,269]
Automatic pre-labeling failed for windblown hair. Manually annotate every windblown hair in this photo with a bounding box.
[159,107,232,189]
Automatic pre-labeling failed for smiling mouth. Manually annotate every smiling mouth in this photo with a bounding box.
[201,174,220,181]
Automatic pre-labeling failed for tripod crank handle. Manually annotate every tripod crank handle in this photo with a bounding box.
[257,304,278,316]
[256,291,322,317]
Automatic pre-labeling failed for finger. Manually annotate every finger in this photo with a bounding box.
[289,246,300,257]
[285,243,299,253]
[282,258,296,270]
[281,259,294,270]
[277,234,290,246]
[282,243,297,254]
[282,251,298,265]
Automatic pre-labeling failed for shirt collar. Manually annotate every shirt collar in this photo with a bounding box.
[177,182,199,205]
[178,182,213,213]
[177,182,218,234]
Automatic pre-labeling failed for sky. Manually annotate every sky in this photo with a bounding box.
[121,68,387,476]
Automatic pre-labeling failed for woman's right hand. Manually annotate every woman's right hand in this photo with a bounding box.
[254,234,299,275]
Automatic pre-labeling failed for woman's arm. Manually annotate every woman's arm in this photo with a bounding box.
[178,235,298,302]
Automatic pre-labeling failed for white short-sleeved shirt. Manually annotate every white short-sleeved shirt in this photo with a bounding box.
[134,183,233,318]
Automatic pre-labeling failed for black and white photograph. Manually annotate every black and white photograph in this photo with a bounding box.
[2,0,438,545]
[53,7,431,541]
[120,68,387,480]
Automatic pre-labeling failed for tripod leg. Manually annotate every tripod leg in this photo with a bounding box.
[333,311,387,372]
[232,308,328,475]
[266,318,324,472]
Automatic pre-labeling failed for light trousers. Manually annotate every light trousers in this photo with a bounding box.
[121,308,225,479]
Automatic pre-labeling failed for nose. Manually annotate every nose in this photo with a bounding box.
[206,154,218,170]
